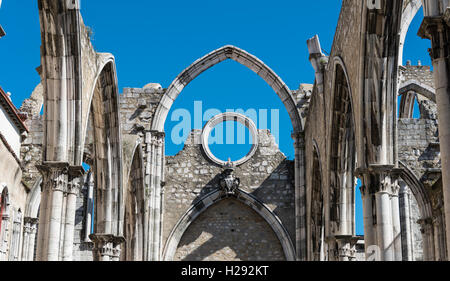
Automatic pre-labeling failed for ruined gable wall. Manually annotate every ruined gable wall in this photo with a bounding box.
[174,198,286,261]
[119,86,164,178]
[163,129,295,258]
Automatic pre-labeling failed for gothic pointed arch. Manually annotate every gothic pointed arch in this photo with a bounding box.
[163,189,296,261]
[82,57,124,237]
[150,45,303,133]
[397,161,432,221]
[399,0,423,64]
[309,142,325,261]
[123,143,146,261]
[328,58,357,237]
[398,80,437,118]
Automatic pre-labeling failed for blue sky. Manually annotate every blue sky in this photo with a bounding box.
[0,1,431,235]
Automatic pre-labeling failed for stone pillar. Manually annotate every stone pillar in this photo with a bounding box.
[292,132,306,261]
[9,210,23,261]
[390,181,402,261]
[358,174,377,261]
[21,217,38,261]
[147,131,165,261]
[375,173,394,261]
[0,213,9,261]
[36,162,69,261]
[433,214,445,260]
[84,172,94,242]
[419,5,450,260]
[62,166,84,261]
[399,184,414,261]
[418,218,435,261]
[358,167,398,261]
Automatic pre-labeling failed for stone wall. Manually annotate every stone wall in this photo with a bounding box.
[399,65,435,88]
[399,185,424,261]
[163,129,295,259]
[20,116,43,191]
[174,198,285,261]
[397,117,440,261]
[118,86,164,177]
[0,136,27,260]
[397,118,440,177]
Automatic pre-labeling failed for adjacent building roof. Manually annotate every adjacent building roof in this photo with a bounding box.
[0,86,28,133]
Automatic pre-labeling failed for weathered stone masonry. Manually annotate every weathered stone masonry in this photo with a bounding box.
[2,0,450,261]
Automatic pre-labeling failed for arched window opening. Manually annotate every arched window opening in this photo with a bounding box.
[164,57,296,161]
[413,98,420,119]
[207,121,254,162]
[9,208,22,261]
[401,6,431,67]
[0,187,10,261]
[311,149,325,261]
[124,147,145,261]
[329,63,356,237]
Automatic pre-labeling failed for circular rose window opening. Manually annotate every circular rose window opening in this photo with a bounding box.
[201,113,258,167]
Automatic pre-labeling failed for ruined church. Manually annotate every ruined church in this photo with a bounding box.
[0,0,449,261]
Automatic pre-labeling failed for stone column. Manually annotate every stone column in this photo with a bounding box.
[62,166,84,261]
[419,4,450,259]
[84,172,94,242]
[390,181,402,261]
[433,214,444,260]
[358,167,398,261]
[9,210,23,261]
[36,162,69,261]
[358,173,377,261]
[0,213,10,261]
[418,218,435,261]
[292,132,306,261]
[21,217,38,261]
[399,184,414,261]
[147,131,165,261]
[375,172,394,261]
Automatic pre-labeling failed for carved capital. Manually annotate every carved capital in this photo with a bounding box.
[89,234,114,257]
[89,234,125,261]
[419,15,450,60]
[23,217,39,225]
[37,162,70,192]
[330,235,358,261]
[356,165,400,195]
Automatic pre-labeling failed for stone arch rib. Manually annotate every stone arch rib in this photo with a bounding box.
[81,55,124,237]
[399,0,422,65]
[398,161,432,220]
[123,142,146,261]
[151,45,303,133]
[162,189,296,261]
